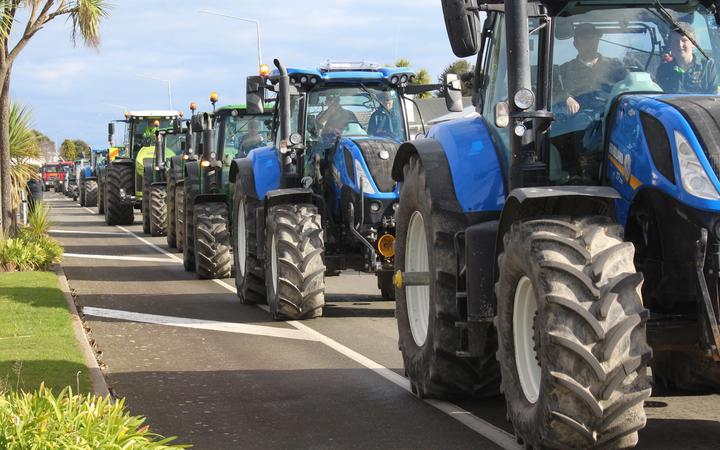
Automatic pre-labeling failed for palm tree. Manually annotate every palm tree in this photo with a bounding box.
[0,1,109,234]
[8,101,39,226]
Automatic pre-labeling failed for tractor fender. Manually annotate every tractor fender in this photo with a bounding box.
[264,188,315,210]
[169,155,183,179]
[391,138,464,214]
[143,160,154,184]
[184,160,199,181]
[150,181,167,188]
[195,193,228,205]
[497,186,621,254]
[229,157,259,201]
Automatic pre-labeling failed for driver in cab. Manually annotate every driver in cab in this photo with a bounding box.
[557,23,628,114]
[316,94,355,137]
[656,23,719,94]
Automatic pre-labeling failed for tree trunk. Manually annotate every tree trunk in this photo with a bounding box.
[0,68,12,235]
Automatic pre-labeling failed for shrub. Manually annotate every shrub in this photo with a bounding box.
[25,202,52,239]
[0,229,62,272]
[0,384,189,449]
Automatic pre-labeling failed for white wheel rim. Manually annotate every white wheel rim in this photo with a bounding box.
[271,236,278,294]
[513,276,541,404]
[406,211,430,347]
[237,200,246,277]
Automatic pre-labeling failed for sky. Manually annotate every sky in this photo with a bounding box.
[9,0,471,150]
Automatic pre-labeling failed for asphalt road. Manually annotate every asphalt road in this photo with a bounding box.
[46,192,720,449]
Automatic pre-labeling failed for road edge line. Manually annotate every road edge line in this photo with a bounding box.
[52,264,111,398]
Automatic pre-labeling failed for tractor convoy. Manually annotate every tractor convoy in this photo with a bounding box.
[57,0,720,446]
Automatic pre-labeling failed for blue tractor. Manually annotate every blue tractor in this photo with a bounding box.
[232,60,443,319]
[78,148,108,207]
[392,0,720,448]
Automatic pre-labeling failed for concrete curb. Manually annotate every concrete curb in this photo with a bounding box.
[52,264,111,398]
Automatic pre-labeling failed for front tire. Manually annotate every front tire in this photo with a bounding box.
[175,180,185,253]
[395,155,499,399]
[84,180,98,207]
[142,179,151,234]
[194,202,232,279]
[232,188,266,304]
[182,180,198,271]
[150,185,167,236]
[265,204,325,320]
[105,164,134,226]
[97,177,105,215]
[496,217,652,449]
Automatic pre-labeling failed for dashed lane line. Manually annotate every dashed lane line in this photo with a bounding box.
[50,229,131,236]
[69,199,521,450]
[62,253,180,263]
[81,306,319,342]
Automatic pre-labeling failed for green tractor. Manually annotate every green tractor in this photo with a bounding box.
[182,93,272,279]
[103,111,182,226]
[170,102,200,252]
[140,119,187,236]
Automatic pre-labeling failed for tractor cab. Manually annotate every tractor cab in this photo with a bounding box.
[214,104,272,163]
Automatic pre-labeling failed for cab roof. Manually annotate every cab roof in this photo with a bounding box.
[269,62,416,84]
[125,110,181,119]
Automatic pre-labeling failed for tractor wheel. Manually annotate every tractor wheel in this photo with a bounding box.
[79,183,86,206]
[194,202,232,279]
[395,155,499,399]
[142,182,151,234]
[175,181,185,253]
[84,180,98,207]
[378,271,395,300]
[264,204,325,320]
[166,175,177,248]
[232,188,266,304]
[182,180,199,271]
[97,178,105,214]
[496,216,652,449]
[105,164,134,226]
[149,185,167,237]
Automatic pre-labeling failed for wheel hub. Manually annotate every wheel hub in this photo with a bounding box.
[406,211,430,347]
[513,276,542,404]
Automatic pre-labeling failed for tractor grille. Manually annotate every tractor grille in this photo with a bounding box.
[353,139,398,192]
[661,96,720,179]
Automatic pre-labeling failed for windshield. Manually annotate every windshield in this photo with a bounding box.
[128,118,174,155]
[163,133,185,160]
[303,85,406,146]
[219,114,271,159]
[42,165,57,172]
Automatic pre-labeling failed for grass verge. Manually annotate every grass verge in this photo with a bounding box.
[0,271,90,393]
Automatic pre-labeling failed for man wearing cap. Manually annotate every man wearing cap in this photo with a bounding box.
[368,92,399,138]
[656,23,719,94]
[317,94,355,136]
[556,23,628,114]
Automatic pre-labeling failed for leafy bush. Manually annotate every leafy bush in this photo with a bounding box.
[0,230,62,272]
[0,385,188,449]
[0,204,61,272]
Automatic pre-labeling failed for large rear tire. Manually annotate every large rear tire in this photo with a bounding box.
[105,164,134,226]
[84,180,98,207]
[150,185,167,236]
[194,202,232,279]
[265,204,325,320]
[175,181,185,253]
[232,186,266,304]
[166,175,177,248]
[142,179,151,234]
[496,217,652,449]
[182,179,199,271]
[97,177,105,215]
[395,155,499,399]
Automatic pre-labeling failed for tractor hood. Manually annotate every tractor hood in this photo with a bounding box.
[341,137,399,193]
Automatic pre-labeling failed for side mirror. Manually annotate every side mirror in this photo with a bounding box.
[441,0,482,57]
[107,122,115,140]
[444,73,463,113]
[246,76,265,115]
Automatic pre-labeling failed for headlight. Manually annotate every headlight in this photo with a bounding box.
[675,130,720,200]
[354,159,376,194]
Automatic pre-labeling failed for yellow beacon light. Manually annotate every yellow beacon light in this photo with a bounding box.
[259,64,271,76]
[152,120,160,127]
[210,91,219,104]
[189,101,197,112]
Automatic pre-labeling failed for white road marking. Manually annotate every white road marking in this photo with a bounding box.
[82,306,319,342]
[68,199,521,449]
[51,229,130,236]
[63,253,180,263]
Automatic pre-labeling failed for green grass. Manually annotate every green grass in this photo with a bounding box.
[0,272,90,393]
